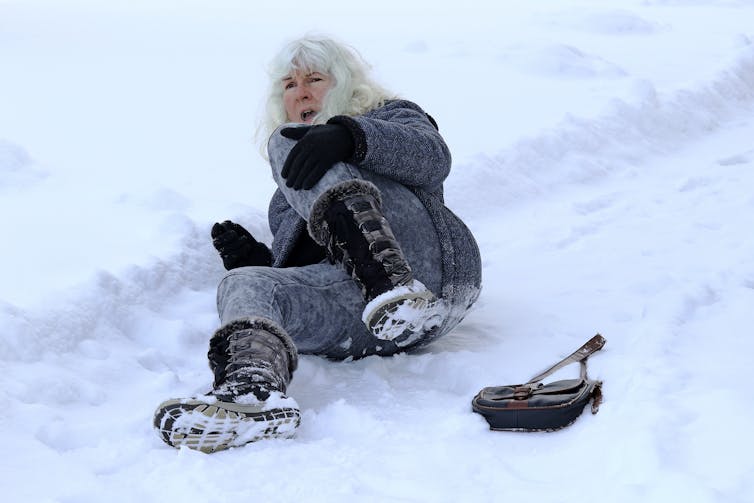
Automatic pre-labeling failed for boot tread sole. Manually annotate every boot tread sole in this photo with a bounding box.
[154,398,300,453]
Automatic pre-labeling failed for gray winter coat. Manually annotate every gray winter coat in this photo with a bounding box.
[267,99,481,307]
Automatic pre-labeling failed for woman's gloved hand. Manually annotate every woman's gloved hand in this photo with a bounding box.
[280,124,354,190]
[211,220,272,270]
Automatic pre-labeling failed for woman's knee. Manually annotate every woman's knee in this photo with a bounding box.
[218,267,283,302]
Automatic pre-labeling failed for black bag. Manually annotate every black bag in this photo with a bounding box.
[472,334,606,431]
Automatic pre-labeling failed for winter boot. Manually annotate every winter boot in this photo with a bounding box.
[153,317,300,453]
[309,180,442,343]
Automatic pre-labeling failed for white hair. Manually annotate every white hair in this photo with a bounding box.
[256,35,395,154]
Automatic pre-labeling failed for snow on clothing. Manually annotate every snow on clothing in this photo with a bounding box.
[217,99,481,359]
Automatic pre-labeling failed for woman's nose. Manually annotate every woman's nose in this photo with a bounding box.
[296,84,310,101]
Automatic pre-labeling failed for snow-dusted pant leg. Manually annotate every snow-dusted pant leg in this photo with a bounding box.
[217,264,408,359]
[267,125,443,296]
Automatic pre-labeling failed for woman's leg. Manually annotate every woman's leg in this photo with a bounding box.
[217,263,412,359]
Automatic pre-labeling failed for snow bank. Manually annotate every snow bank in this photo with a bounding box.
[448,44,754,216]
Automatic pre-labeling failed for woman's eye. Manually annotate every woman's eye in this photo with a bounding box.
[284,81,295,90]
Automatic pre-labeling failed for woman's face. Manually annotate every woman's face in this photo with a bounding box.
[282,70,333,123]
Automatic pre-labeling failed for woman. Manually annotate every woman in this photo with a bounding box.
[153,36,481,453]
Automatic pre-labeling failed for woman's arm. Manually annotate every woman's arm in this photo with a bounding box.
[327,100,451,189]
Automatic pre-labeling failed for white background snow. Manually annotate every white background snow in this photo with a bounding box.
[2,0,753,501]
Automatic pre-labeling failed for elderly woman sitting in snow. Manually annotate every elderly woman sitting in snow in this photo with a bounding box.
[154,35,482,452]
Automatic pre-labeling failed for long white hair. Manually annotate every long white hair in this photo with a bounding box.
[257,35,394,152]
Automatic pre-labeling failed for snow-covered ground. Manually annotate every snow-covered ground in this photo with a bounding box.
[2,0,753,501]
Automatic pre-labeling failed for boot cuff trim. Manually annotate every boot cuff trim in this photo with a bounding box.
[307,179,382,245]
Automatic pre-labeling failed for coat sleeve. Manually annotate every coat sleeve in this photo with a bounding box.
[327,100,451,190]
[267,188,289,237]
[268,188,300,266]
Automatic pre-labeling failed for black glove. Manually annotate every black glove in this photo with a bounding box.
[211,220,272,270]
[280,124,355,190]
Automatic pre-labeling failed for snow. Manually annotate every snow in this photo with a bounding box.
[2,0,753,501]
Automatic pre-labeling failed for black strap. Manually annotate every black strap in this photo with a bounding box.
[526,334,606,385]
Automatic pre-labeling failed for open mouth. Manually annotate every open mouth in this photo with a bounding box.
[300,110,315,122]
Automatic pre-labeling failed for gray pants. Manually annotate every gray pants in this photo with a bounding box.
[217,126,444,359]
